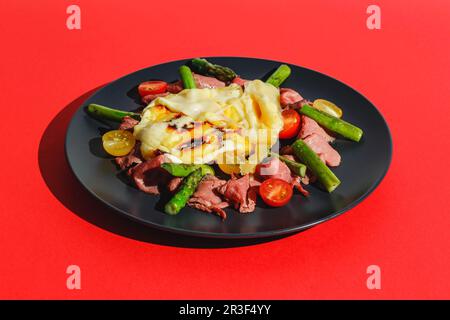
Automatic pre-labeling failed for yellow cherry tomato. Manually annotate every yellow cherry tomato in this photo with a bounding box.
[313,99,343,118]
[102,130,136,156]
[218,163,241,175]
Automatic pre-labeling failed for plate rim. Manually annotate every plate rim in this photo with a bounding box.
[65,56,393,239]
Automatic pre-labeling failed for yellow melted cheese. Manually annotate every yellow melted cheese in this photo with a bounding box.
[133,80,283,174]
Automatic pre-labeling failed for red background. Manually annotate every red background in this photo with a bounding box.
[0,0,449,299]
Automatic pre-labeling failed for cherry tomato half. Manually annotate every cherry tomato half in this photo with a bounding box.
[259,178,293,207]
[102,130,136,156]
[313,99,343,118]
[138,81,168,97]
[279,109,301,139]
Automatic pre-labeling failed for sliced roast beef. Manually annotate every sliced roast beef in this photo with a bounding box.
[119,116,139,131]
[279,88,315,110]
[115,142,143,170]
[280,88,304,107]
[193,73,225,88]
[231,77,249,87]
[255,156,310,196]
[294,115,341,167]
[187,175,229,219]
[217,174,256,213]
[278,154,312,186]
[280,154,295,161]
[167,81,183,94]
[167,177,183,193]
[280,145,294,156]
[255,157,292,182]
[115,117,142,170]
[299,115,334,142]
[303,133,341,167]
[142,92,169,104]
[129,155,170,195]
[244,186,258,213]
[291,176,310,197]
[249,176,261,188]
[166,74,225,94]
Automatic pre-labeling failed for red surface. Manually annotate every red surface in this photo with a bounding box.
[1,0,449,299]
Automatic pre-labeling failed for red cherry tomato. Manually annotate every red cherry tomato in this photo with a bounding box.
[279,109,301,139]
[259,178,293,207]
[138,81,168,97]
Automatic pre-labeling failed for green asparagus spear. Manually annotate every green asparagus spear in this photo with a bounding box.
[161,163,214,177]
[87,104,141,122]
[189,58,237,82]
[299,105,363,142]
[270,153,307,177]
[292,140,341,192]
[164,168,204,215]
[179,65,197,89]
[265,64,291,88]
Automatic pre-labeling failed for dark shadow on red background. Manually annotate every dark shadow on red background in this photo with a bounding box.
[38,88,295,248]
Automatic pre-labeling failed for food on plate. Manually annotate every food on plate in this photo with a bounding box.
[178,65,197,89]
[259,178,293,207]
[138,81,168,97]
[189,58,237,82]
[292,139,341,193]
[86,58,364,219]
[299,105,363,142]
[265,64,291,88]
[88,103,140,122]
[217,163,241,175]
[161,163,215,177]
[102,130,136,156]
[312,99,343,118]
[132,79,283,172]
[164,168,205,215]
[279,109,301,139]
[270,153,306,177]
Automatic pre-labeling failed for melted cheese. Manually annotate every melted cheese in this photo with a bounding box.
[133,80,283,173]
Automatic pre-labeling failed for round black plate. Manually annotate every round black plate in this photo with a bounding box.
[65,57,392,238]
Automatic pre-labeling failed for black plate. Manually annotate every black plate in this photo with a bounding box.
[65,57,392,238]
